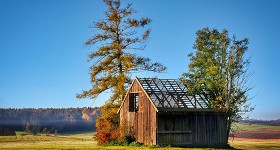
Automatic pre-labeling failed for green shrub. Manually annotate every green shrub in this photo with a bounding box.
[129,141,142,147]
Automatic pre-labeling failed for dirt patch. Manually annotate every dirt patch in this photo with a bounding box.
[231,129,280,141]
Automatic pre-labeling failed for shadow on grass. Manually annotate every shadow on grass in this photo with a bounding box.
[104,142,243,150]
[59,130,94,136]
[164,144,242,150]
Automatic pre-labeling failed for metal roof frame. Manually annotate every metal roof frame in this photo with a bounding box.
[137,77,209,109]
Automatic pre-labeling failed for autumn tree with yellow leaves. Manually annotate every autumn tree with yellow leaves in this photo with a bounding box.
[77,0,165,144]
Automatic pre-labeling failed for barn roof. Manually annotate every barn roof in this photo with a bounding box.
[137,77,209,109]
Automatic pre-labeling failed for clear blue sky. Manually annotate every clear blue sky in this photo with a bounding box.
[0,0,279,120]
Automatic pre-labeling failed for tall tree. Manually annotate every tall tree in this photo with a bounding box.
[77,0,166,144]
[181,28,253,139]
[77,0,165,103]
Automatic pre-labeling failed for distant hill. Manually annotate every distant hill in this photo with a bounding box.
[240,119,280,126]
[0,107,100,134]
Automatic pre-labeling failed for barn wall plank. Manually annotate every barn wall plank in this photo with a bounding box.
[119,80,157,145]
[157,111,227,146]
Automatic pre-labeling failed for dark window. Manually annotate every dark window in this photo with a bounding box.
[129,93,139,112]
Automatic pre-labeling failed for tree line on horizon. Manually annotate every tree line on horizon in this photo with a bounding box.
[0,107,99,136]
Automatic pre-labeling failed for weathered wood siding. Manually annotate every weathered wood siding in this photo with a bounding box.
[157,111,227,146]
[119,80,157,145]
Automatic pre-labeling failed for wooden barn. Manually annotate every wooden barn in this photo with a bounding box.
[118,77,227,147]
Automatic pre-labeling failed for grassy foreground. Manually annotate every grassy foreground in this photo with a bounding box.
[0,131,279,150]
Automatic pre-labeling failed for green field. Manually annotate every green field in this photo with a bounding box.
[0,123,279,150]
[232,122,280,131]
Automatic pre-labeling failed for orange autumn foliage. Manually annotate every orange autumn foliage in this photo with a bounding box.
[95,103,120,145]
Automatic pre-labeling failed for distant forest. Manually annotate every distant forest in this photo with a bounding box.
[0,107,99,135]
[241,119,280,126]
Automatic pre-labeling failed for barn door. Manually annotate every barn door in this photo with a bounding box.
[157,117,192,146]
[157,131,191,146]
